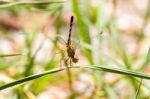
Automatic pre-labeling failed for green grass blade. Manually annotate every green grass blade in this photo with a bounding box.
[135,79,143,99]
[134,47,150,98]
[0,59,20,70]
[0,1,64,8]
[140,47,150,70]
[87,65,150,79]
[72,0,93,64]
[145,47,150,65]
[1,65,150,90]
[0,53,21,57]
[104,85,118,99]
[0,67,66,90]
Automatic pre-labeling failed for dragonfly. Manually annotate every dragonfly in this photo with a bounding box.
[57,16,78,66]
[65,16,78,65]
[56,16,78,92]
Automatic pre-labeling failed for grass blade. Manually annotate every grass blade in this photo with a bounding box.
[134,47,150,98]
[0,67,66,90]
[0,53,21,57]
[1,65,150,90]
[135,79,143,99]
[0,1,64,8]
[140,47,150,70]
[72,0,93,64]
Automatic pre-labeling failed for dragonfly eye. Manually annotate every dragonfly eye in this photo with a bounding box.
[72,58,78,63]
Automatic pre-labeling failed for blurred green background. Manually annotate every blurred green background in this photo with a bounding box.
[0,0,150,99]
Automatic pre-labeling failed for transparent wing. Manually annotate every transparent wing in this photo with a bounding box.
[71,37,81,49]
[56,36,67,45]
[55,36,67,52]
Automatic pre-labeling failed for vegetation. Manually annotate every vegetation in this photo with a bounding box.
[0,0,150,99]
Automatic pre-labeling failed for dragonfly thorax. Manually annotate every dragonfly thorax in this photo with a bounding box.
[66,45,78,63]
[67,45,75,58]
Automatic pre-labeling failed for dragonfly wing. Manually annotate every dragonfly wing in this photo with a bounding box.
[55,36,67,52]
[56,36,67,45]
[71,38,81,48]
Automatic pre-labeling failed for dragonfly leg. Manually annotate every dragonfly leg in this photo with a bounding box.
[64,57,69,66]
[69,59,73,66]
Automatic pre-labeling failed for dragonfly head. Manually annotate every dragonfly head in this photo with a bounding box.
[72,57,78,63]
